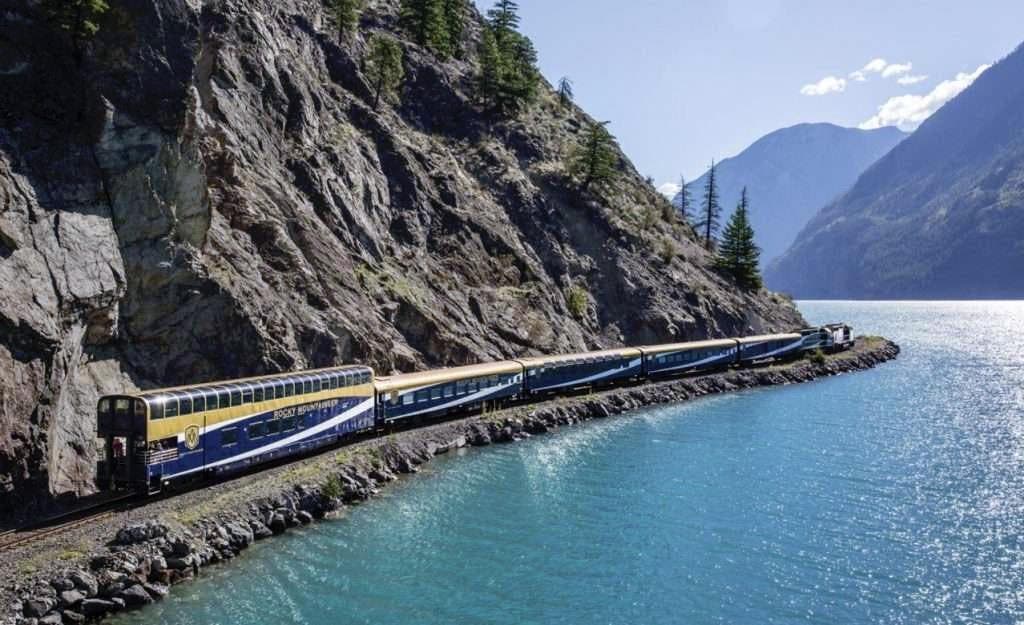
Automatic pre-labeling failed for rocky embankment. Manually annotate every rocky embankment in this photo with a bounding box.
[2,338,898,625]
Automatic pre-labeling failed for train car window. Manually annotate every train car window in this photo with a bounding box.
[456,381,466,395]
[204,392,217,410]
[267,419,281,435]
[217,392,228,409]
[430,386,442,400]
[443,385,454,398]
[230,390,242,406]
[179,397,192,416]
[254,386,264,403]
[312,379,321,393]
[194,395,205,413]
[98,398,111,417]
[329,376,337,390]
[303,381,313,394]
[164,399,179,418]
[402,394,413,405]
[134,400,146,417]
[247,422,265,439]
[242,388,253,404]
[283,382,293,397]
[222,428,239,445]
[283,416,297,432]
[149,401,163,420]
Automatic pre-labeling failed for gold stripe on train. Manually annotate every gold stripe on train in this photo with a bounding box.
[146,383,375,442]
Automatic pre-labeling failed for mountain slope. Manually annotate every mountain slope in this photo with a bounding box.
[679,123,905,263]
[768,45,1024,298]
[0,0,801,519]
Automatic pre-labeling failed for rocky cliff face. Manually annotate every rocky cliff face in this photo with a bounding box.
[0,0,802,519]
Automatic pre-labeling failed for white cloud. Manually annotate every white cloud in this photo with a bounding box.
[849,58,915,82]
[859,64,991,131]
[881,62,913,78]
[897,74,928,85]
[657,182,682,199]
[850,58,888,82]
[800,75,847,96]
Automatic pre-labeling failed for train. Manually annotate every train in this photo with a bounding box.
[96,324,853,495]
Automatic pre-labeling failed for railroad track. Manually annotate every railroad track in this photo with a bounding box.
[0,495,136,553]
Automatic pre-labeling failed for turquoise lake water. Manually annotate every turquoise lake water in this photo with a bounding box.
[111,302,1024,624]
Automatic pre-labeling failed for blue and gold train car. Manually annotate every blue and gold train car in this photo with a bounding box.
[737,333,804,364]
[374,361,524,425]
[97,365,374,493]
[518,348,642,396]
[639,339,739,376]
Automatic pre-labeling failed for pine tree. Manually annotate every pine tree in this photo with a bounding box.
[41,0,110,63]
[715,187,762,290]
[677,174,696,226]
[477,27,504,105]
[476,1,539,117]
[696,160,721,250]
[400,0,448,56]
[487,0,521,42]
[365,35,405,110]
[567,121,618,190]
[557,76,574,108]
[326,0,363,41]
[442,0,466,58]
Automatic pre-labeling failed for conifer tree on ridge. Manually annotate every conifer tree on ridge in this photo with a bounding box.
[715,186,762,290]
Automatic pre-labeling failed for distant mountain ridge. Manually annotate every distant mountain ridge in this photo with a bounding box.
[677,123,906,263]
[768,44,1024,298]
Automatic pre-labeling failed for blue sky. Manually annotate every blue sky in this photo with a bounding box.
[472,0,1024,190]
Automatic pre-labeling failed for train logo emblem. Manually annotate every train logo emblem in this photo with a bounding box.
[184,425,201,450]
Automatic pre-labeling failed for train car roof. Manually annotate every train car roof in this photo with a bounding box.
[636,339,738,355]
[736,333,802,344]
[128,364,374,401]
[374,361,523,393]
[516,347,642,366]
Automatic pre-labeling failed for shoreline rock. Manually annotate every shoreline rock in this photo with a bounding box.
[4,338,899,625]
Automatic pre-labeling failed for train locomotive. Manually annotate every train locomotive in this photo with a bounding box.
[97,325,852,494]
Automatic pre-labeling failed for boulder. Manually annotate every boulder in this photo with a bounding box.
[165,555,194,571]
[37,613,62,625]
[68,571,98,598]
[149,555,167,574]
[268,513,287,535]
[170,537,193,557]
[79,599,117,617]
[143,583,169,600]
[23,598,56,618]
[296,511,314,525]
[60,611,85,624]
[49,579,74,593]
[56,590,84,609]
[115,521,169,545]
[115,585,153,608]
